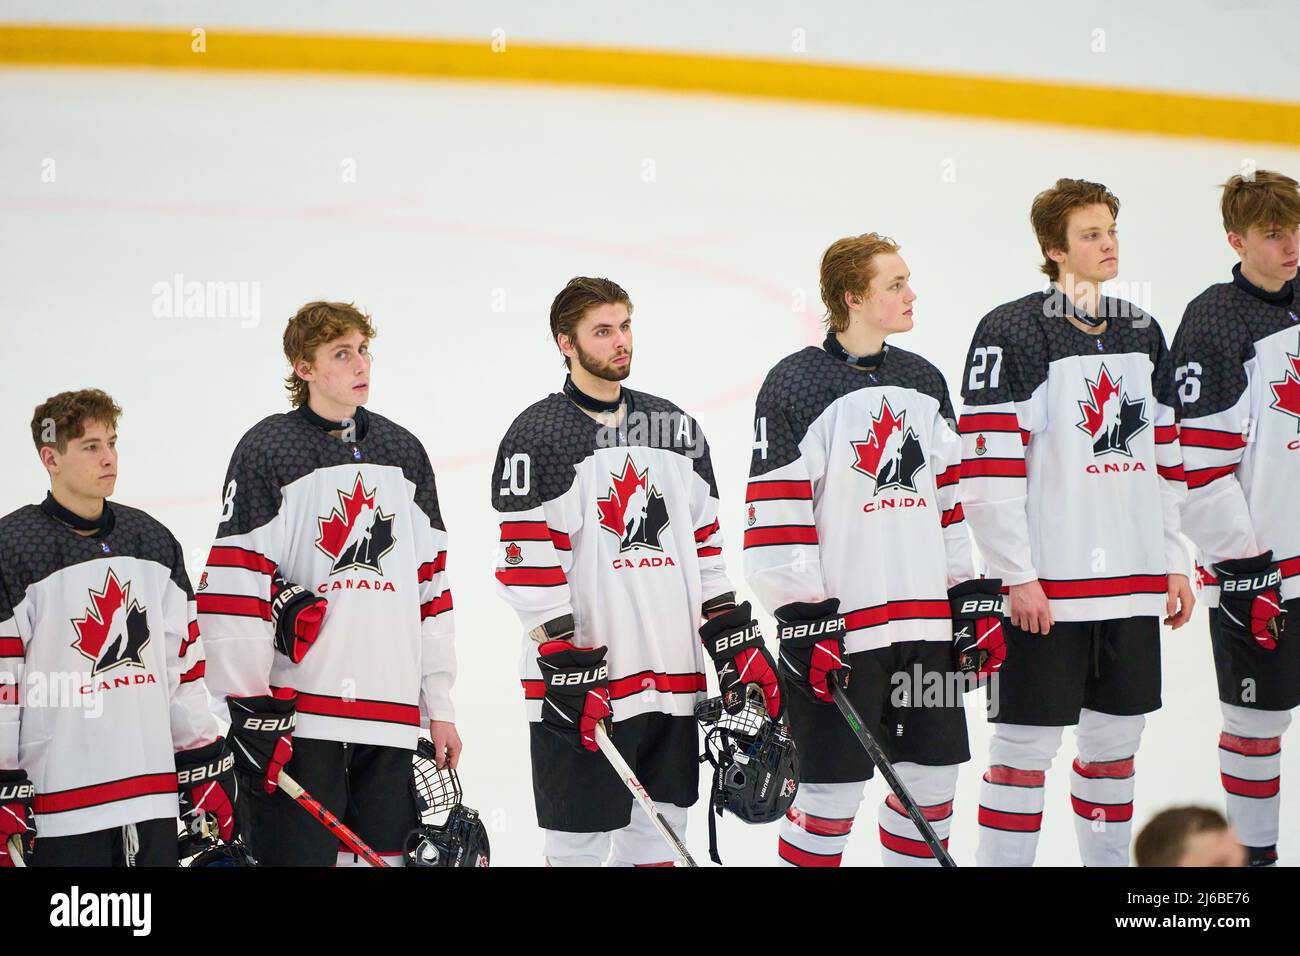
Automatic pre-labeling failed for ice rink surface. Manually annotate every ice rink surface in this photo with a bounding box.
[2,65,1299,866]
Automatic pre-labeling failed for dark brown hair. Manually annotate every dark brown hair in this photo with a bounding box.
[31,388,122,453]
[1134,806,1231,867]
[1221,169,1300,235]
[549,277,633,368]
[283,301,377,407]
[819,233,902,333]
[1030,178,1120,281]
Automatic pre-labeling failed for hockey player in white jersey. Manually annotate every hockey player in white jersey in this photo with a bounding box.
[746,234,1006,867]
[491,277,781,866]
[959,179,1194,867]
[199,302,460,866]
[1171,169,1300,866]
[0,389,236,866]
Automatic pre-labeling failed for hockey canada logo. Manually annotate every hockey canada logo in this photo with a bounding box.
[1076,363,1149,456]
[315,473,397,574]
[1267,336,1300,431]
[503,542,523,566]
[71,569,151,676]
[850,397,926,494]
[596,455,671,553]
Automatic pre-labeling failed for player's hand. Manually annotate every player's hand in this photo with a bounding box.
[1164,573,1195,629]
[428,720,462,770]
[1008,580,1053,635]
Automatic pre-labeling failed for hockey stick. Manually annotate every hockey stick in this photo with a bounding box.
[593,722,697,867]
[828,676,957,867]
[275,769,390,868]
[6,834,25,868]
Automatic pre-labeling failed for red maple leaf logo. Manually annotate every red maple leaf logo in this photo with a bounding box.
[1077,364,1123,438]
[851,397,907,478]
[596,456,648,537]
[503,541,523,565]
[1269,346,1300,427]
[71,569,129,662]
[316,474,377,559]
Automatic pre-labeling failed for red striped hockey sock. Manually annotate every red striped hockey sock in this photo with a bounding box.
[778,781,864,867]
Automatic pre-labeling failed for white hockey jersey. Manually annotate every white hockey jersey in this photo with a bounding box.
[958,290,1187,622]
[744,338,975,654]
[1171,265,1300,605]
[0,499,218,837]
[491,384,735,724]
[198,406,456,750]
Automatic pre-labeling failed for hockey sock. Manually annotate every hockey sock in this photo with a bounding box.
[976,723,1062,867]
[778,781,865,867]
[1071,709,1144,867]
[878,762,957,867]
[1219,702,1290,850]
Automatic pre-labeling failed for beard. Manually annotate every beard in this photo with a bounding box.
[573,341,632,382]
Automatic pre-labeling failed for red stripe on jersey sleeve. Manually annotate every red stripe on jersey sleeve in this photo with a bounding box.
[421,590,453,620]
[1185,464,1237,488]
[0,638,23,658]
[694,519,720,543]
[196,593,271,621]
[746,480,813,502]
[1157,464,1185,481]
[1154,425,1178,444]
[935,465,961,488]
[418,551,447,582]
[743,525,819,548]
[697,546,722,558]
[959,412,1020,433]
[941,504,965,527]
[1180,427,1247,450]
[499,520,548,540]
[549,529,572,551]
[179,661,206,684]
[33,772,178,814]
[961,457,1027,478]
[495,566,567,587]
[206,546,276,576]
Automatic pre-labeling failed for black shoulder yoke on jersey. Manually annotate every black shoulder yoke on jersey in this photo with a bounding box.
[1173,272,1300,418]
[0,501,191,615]
[962,290,1170,406]
[752,343,954,474]
[493,387,715,513]
[220,408,444,538]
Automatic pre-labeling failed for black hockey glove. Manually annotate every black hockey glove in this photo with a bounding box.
[175,737,240,843]
[775,599,849,703]
[699,602,781,719]
[270,573,327,663]
[227,690,297,795]
[0,769,34,867]
[537,642,612,753]
[948,579,1006,676]
[1214,552,1286,651]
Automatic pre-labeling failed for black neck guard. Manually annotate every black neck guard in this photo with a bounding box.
[42,491,114,537]
[298,403,370,440]
[823,333,888,370]
[1233,262,1295,307]
[564,374,623,413]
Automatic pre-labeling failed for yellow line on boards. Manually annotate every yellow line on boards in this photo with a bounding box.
[1,24,1297,145]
